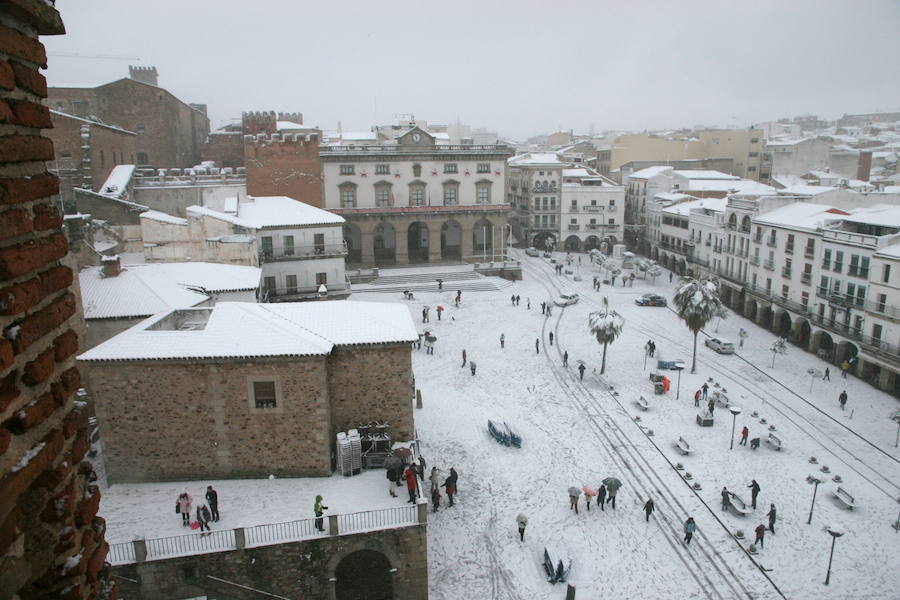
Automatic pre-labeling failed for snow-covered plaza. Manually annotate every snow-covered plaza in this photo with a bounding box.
[358,251,899,599]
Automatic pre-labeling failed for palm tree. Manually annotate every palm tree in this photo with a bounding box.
[673,278,724,373]
[588,298,625,375]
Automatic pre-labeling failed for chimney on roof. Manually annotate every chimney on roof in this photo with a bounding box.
[101,255,121,278]
[857,151,872,182]
[129,65,158,86]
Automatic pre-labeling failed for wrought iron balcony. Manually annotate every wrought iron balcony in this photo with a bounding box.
[259,242,348,263]
[801,272,811,284]
[763,259,775,270]
[781,267,792,278]
[749,255,760,266]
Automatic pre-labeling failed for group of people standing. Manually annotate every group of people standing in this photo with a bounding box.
[175,486,220,534]
[386,455,459,513]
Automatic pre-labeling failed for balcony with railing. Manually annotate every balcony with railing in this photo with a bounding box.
[847,266,870,279]
[567,224,580,231]
[804,247,815,259]
[781,267,792,278]
[766,238,777,248]
[763,259,775,271]
[259,241,348,263]
[582,205,605,212]
[749,255,760,266]
[801,272,811,285]
[785,244,794,255]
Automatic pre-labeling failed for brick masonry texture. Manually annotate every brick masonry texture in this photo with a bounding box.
[83,342,414,483]
[114,523,428,600]
[0,2,115,599]
[245,135,324,207]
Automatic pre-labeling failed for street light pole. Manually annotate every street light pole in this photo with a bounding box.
[824,527,844,585]
[675,367,683,401]
[729,406,742,450]
[807,476,822,524]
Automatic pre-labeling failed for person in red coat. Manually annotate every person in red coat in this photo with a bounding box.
[754,523,766,549]
[403,466,418,503]
[442,467,458,507]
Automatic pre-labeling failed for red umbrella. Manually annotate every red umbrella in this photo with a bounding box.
[582,485,598,497]
[392,447,412,459]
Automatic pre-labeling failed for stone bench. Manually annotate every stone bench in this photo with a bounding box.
[675,437,693,455]
[834,486,856,510]
[637,395,651,411]
[765,433,783,451]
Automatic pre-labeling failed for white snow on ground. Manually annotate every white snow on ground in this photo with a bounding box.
[96,249,899,599]
[352,250,898,600]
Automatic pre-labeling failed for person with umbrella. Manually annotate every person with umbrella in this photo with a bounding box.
[603,477,622,509]
[424,332,437,355]
[597,483,607,511]
[582,485,597,511]
[436,305,444,320]
[568,486,582,514]
[516,512,528,541]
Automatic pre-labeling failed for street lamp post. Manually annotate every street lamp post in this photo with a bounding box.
[675,366,684,401]
[824,526,844,585]
[728,406,742,450]
[807,476,823,524]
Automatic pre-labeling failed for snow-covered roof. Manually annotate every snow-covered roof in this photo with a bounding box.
[188,196,344,229]
[672,170,739,180]
[508,152,564,166]
[98,165,136,199]
[78,301,418,362]
[837,204,900,228]
[687,180,776,195]
[140,210,188,226]
[627,166,673,180]
[562,168,592,178]
[653,192,694,203]
[276,120,305,131]
[875,242,900,259]
[777,185,837,197]
[79,262,262,320]
[662,197,728,216]
[754,203,848,231]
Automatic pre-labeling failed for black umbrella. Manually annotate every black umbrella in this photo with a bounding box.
[602,477,622,490]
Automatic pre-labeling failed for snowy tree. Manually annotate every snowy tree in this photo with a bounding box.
[647,263,662,284]
[588,297,625,375]
[673,278,724,373]
[769,337,788,368]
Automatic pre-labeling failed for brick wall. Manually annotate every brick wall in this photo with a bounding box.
[245,134,324,207]
[201,132,244,168]
[0,2,114,598]
[113,523,428,600]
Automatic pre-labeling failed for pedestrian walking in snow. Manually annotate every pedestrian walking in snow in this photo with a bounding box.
[403,466,418,503]
[205,486,219,522]
[629,273,635,286]
[748,480,760,509]
[546,305,552,317]
[516,295,521,306]
[740,426,749,446]
[568,487,581,514]
[563,350,568,367]
[708,398,715,415]
[535,338,540,354]
[838,390,848,410]
[597,484,607,511]
[177,492,192,527]
[442,468,458,507]
[470,361,477,376]
[643,498,655,522]
[516,513,528,541]
[386,462,400,497]
[583,487,596,511]
[622,275,627,287]
[436,305,443,320]
[511,294,516,306]
[461,349,467,367]
[314,495,328,531]
[739,328,748,348]
[196,504,212,533]
[683,517,696,545]
[767,504,777,533]
[403,290,410,300]
[549,332,554,346]
[437,278,443,290]
[417,456,427,484]
[527,297,531,310]
[431,486,441,512]
[500,333,505,349]
[424,335,434,355]
[754,523,766,549]
[721,487,731,512]
[694,389,701,407]
[541,301,546,315]
[649,341,656,357]
[607,486,619,509]
[669,272,674,283]
[422,307,429,323]
[840,360,849,378]
[701,382,709,400]
[578,363,586,381]
[823,367,830,381]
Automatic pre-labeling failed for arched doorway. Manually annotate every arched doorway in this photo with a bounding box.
[585,235,601,251]
[373,222,396,265]
[677,258,686,275]
[760,306,774,330]
[836,341,858,369]
[604,235,619,247]
[744,299,758,323]
[564,235,581,252]
[650,246,659,261]
[441,220,461,261]
[532,232,556,252]
[343,223,361,264]
[812,330,835,362]
[473,218,494,259]
[335,549,393,600]
[775,310,792,338]
[795,317,812,349]
[407,222,430,263]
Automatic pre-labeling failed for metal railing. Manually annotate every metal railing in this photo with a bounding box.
[259,242,347,262]
[804,248,815,258]
[766,238,777,248]
[582,205,605,212]
[320,144,510,153]
[749,255,760,266]
[763,259,775,270]
[108,503,424,566]
[567,224,580,231]
[801,273,811,284]
[785,245,794,255]
[847,267,869,279]
[781,267,792,278]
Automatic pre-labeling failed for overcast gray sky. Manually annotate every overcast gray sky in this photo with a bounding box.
[45,0,900,140]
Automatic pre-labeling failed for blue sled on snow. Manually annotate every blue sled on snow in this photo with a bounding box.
[543,548,572,584]
[487,420,522,448]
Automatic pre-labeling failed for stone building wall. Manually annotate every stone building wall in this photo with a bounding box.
[0,2,114,598]
[202,131,244,168]
[327,344,414,441]
[84,357,332,482]
[245,133,324,207]
[113,523,428,600]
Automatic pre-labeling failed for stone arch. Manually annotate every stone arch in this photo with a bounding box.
[343,223,362,264]
[794,316,812,350]
[836,341,859,370]
[441,219,461,261]
[744,298,758,322]
[334,549,394,600]
[604,235,619,247]
[811,330,835,362]
[585,235,601,251]
[473,218,494,258]
[532,231,556,251]
[564,235,581,251]
[373,222,396,265]
[760,305,774,330]
[728,213,737,229]
[740,215,752,233]
[407,221,430,263]
[774,309,792,338]
[650,246,659,261]
[677,258,686,275]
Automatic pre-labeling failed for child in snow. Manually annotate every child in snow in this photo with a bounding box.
[431,486,441,512]
[196,503,212,533]
[177,492,192,527]
[516,513,528,541]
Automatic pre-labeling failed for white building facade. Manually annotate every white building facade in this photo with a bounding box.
[559,169,624,252]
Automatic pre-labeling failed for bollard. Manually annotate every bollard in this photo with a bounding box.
[566,584,576,599]
[416,389,423,409]
[234,527,246,550]
[132,538,147,562]
[328,514,339,536]
[417,501,428,524]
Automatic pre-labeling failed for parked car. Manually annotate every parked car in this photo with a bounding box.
[705,337,735,354]
[554,292,580,307]
[635,293,667,307]
[525,247,540,257]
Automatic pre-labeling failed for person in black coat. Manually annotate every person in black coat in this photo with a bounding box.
[766,504,777,533]
[748,480,761,509]
[643,498,655,522]
[597,484,607,511]
[441,468,458,506]
[196,504,212,533]
[205,486,219,522]
[721,487,731,511]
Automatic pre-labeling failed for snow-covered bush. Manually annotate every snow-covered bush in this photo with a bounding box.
[769,337,788,368]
